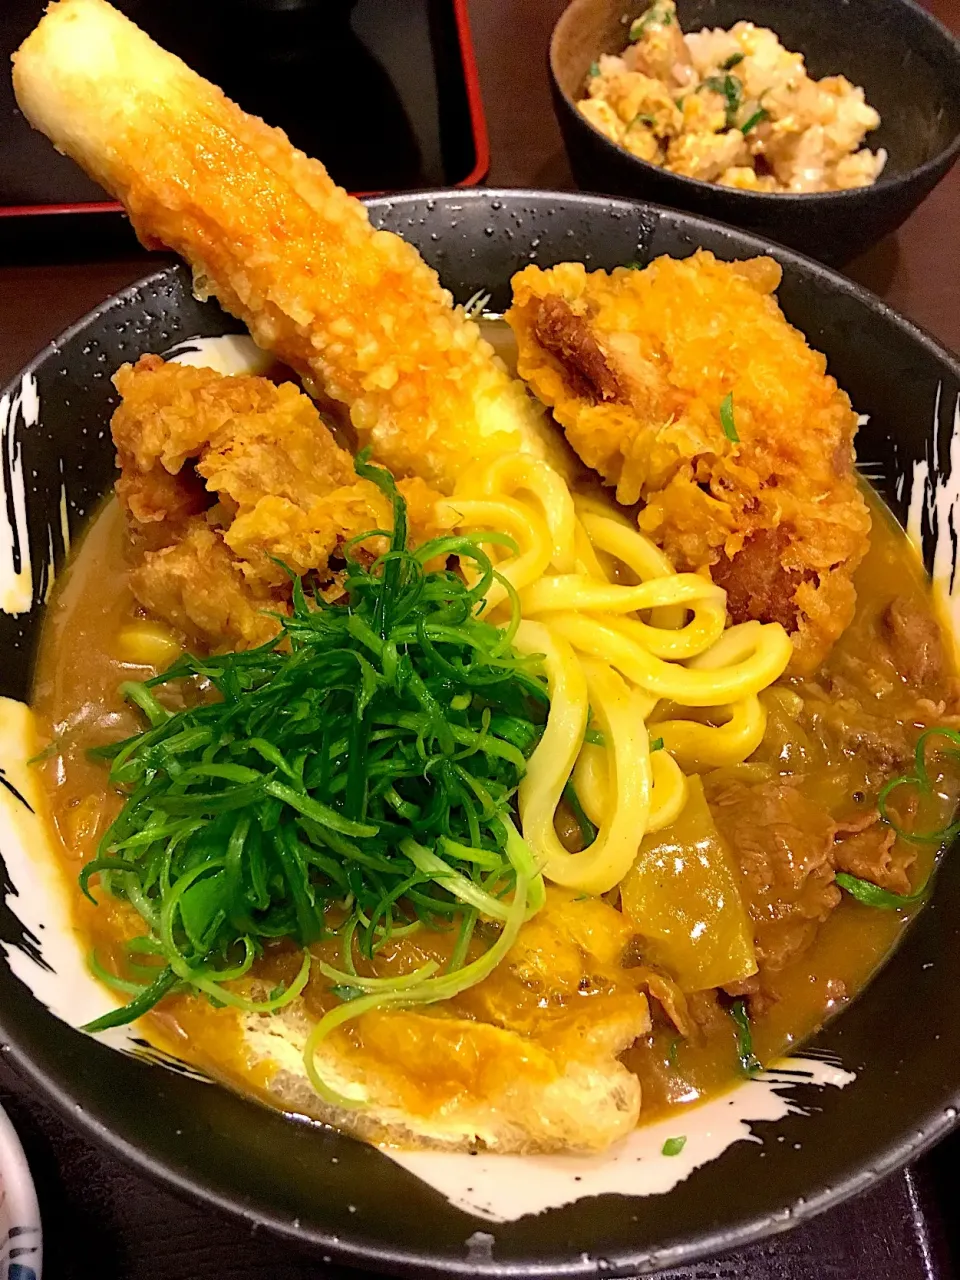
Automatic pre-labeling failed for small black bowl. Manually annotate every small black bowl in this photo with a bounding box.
[550,0,960,264]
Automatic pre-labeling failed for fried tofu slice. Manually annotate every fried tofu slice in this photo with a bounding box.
[230,891,651,1153]
[507,251,871,672]
[13,0,570,494]
[112,357,447,649]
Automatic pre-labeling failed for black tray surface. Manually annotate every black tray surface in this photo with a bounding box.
[0,0,485,213]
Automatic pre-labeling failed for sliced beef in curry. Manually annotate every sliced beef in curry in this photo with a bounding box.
[880,595,947,689]
[708,779,840,978]
[832,810,916,897]
[698,571,960,1015]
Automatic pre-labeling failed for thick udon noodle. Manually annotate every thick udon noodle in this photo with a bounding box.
[445,454,793,895]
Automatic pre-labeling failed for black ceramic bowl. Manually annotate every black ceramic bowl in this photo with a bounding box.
[2,190,960,1277]
[549,0,960,264]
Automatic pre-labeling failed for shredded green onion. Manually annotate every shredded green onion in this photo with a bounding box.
[662,1135,687,1156]
[831,727,960,912]
[562,781,598,849]
[878,727,960,844]
[83,968,181,1033]
[88,950,155,996]
[80,450,549,1070]
[729,998,760,1075]
[722,52,745,70]
[835,872,927,911]
[740,107,769,134]
[462,289,491,321]
[702,74,742,129]
[719,392,739,442]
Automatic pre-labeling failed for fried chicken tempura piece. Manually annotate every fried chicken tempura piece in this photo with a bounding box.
[507,251,871,672]
[131,521,284,651]
[113,357,447,649]
[13,0,568,495]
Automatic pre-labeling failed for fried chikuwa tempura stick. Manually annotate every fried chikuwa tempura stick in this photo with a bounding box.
[12,0,569,494]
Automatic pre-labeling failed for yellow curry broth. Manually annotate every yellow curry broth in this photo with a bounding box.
[30,486,956,1127]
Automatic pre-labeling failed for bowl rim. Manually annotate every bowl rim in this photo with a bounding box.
[549,0,960,204]
[3,187,960,1277]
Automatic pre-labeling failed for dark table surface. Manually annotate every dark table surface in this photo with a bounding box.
[2,0,960,1277]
